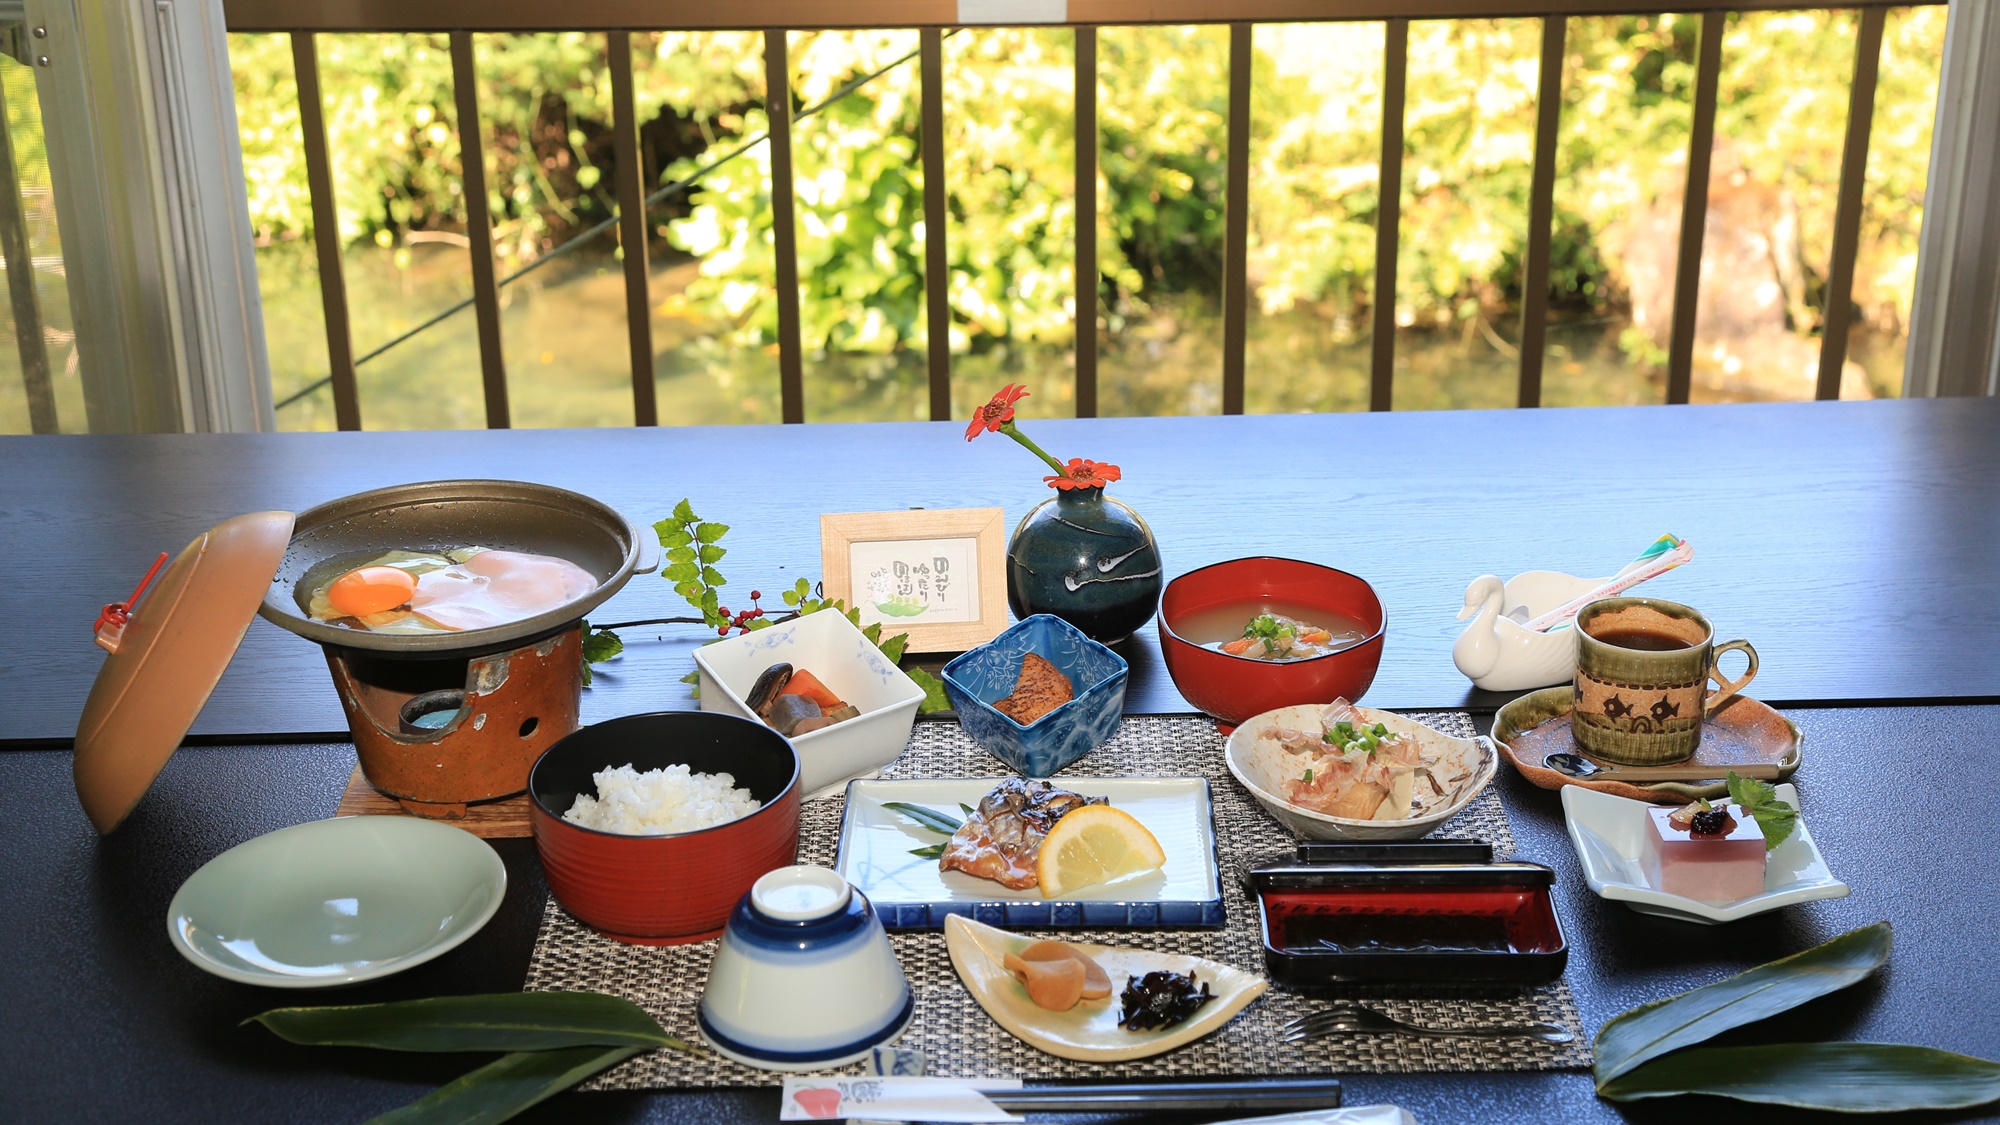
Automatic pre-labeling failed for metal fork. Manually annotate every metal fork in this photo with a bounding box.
[1280,1002,1573,1044]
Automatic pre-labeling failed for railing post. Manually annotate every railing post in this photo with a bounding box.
[764,29,805,424]
[1664,11,1725,406]
[1370,19,1409,413]
[1516,15,1566,409]
[449,31,511,429]
[0,66,56,434]
[291,32,361,431]
[1817,6,1886,401]
[608,30,659,426]
[1221,22,1252,416]
[921,28,951,421]
[1075,26,1098,419]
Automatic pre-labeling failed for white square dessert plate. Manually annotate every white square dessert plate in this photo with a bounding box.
[1560,783,1848,924]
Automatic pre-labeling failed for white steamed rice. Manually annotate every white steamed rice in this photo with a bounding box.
[562,762,762,835]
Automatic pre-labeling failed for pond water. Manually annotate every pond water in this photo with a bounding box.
[252,241,1904,434]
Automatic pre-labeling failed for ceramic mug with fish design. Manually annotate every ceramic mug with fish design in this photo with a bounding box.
[1572,597,1758,764]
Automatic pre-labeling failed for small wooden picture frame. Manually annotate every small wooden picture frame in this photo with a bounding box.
[821,508,1009,654]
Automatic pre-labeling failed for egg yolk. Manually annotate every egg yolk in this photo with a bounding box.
[326,566,418,618]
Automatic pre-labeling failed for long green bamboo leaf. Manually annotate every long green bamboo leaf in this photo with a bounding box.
[366,1045,642,1125]
[1594,921,1892,1085]
[1599,1042,2000,1111]
[250,992,692,1053]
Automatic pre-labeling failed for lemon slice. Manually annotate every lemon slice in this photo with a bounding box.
[1036,805,1166,898]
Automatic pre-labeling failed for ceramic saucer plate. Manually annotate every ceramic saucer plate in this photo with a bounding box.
[168,816,506,987]
[1561,783,1847,924]
[944,914,1267,1061]
[1494,686,1801,803]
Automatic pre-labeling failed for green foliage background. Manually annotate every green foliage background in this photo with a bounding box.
[220,11,1945,426]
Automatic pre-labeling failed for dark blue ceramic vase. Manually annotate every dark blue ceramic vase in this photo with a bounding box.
[1006,488,1162,643]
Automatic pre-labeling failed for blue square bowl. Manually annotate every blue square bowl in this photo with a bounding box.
[941,614,1129,777]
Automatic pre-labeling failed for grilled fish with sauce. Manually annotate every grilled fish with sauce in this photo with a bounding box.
[940,777,1105,890]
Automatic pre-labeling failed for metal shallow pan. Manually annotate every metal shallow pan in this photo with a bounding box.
[257,479,648,657]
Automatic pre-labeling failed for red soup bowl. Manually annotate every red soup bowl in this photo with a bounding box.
[529,711,800,945]
[1158,557,1387,725]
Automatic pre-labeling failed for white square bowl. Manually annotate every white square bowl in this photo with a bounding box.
[693,610,925,799]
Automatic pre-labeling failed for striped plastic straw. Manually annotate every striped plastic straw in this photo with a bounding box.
[1525,534,1693,633]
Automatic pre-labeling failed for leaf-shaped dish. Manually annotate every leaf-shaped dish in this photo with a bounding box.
[943,914,1267,1061]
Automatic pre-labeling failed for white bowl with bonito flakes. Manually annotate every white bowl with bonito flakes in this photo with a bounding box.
[1224,699,1498,841]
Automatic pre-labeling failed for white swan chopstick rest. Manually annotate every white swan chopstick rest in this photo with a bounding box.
[1452,571,1607,692]
[1453,535,1693,692]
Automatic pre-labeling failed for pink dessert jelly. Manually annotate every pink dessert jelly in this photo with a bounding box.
[1641,804,1766,904]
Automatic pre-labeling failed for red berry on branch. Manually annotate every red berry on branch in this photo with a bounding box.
[750,590,762,600]
[717,625,729,636]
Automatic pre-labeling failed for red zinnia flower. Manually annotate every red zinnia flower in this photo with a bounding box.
[965,383,1029,441]
[1044,458,1122,490]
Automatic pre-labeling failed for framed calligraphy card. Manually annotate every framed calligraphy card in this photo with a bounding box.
[820,508,1009,654]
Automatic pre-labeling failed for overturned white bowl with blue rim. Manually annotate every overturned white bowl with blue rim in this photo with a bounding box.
[696,865,912,1070]
[941,614,1128,777]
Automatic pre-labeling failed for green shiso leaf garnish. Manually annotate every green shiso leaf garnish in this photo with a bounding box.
[1726,770,1798,851]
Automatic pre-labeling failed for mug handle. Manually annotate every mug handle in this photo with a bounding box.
[1704,639,1759,716]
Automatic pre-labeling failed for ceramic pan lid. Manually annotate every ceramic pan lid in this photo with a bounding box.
[73,511,294,835]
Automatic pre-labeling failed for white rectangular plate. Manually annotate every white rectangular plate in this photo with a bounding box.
[836,777,1225,930]
[1562,783,1848,924]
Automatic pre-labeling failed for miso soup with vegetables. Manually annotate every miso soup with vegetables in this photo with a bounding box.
[1174,601,1368,662]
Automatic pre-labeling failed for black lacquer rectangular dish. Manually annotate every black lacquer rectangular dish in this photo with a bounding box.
[1250,854,1568,986]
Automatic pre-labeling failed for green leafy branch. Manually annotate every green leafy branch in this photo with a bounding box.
[583,499,949,712]
[655,498,738,631]
[577,623,623,687]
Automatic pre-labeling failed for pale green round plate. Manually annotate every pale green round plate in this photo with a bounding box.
[168,816,506,988]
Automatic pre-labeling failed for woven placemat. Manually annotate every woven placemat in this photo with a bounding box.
[525,713,1593,1088]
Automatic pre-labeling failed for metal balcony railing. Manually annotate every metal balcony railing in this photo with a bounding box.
[223,0,1931,429]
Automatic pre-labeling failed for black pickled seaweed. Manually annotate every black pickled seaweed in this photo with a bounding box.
[1116,970,1214,1031]
[1690,807,1734,836]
